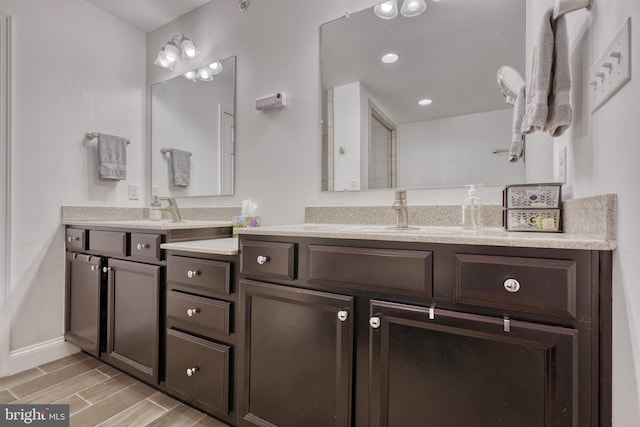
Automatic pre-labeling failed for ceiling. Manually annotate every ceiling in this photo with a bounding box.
[84,0,213,33]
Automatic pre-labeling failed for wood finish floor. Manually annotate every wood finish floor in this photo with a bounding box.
[0,352,229,427]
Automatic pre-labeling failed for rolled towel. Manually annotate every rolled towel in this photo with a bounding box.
[169,148,191,187]
[97,133,128,180]
[545,14,572,137]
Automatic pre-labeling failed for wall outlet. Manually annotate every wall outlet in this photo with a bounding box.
[557,147,567,184]
[128,184,140,200]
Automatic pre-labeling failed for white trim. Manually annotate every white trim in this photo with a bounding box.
[7,337,79,376]
[0,11,12,377]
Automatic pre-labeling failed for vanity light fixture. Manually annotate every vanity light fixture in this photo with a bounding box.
[154,35,200,70]
[183,70,197,81]
[374,0,426,19]
[418,98,433,106]
[381,53,400,64]
[196,67,214,81]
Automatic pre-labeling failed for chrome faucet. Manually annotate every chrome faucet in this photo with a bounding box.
[160,197,182,222]
[392,189,409,228]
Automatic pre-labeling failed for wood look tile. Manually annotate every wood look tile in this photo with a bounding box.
[71,382,157,426]
[57,394,90,415]
[77,373,137,404]
[147,391,180,411]
[15,369,109,404]
[192,415,231,427]
[97,399,167,426]
[0,389,16,403]
[0,368,44,390]
[145,403,207,427]
[97,364,122,378]
[10,358,102,398]
[37,352,89,373]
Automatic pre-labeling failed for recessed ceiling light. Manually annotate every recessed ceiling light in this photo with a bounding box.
[381,53,399,64]
[418,98,433,106]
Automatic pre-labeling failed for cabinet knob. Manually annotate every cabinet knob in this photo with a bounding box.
[67,236,79,242]
[187,270,200,279]
[136,243,149,250]
[256,255,270,265]
[186,366,199,377]
[187,308,200,317]
[503,278,521,293]
[369,316,381,329]
[337,310,349,322]
[90,265,97,272]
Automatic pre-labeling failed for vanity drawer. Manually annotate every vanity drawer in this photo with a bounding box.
[66,228,87,251]
[240,240,296,280]
[308,245,432,297]
[130,233,162,262]
[89,230,126,257]
[167,255,230,297]
[454,254,577,319]
[166,329,230,415]
[167,290,231,338]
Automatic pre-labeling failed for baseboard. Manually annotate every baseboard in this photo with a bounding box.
[7,336,80,376]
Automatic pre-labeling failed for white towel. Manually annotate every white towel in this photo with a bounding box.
[169,148,191,187]
[521,8,572,137]
[97,133,128,180]
[509,85,526,162]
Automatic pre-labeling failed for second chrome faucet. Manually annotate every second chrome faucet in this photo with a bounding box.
[392,189,409,228]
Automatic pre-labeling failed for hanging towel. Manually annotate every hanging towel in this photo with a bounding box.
[509,85,526,162]
[97,133,128,180]
[546,14,572,137]
[169,148,191,187]
[521,8,555,134]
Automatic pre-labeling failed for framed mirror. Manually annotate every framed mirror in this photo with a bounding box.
[151,55,236,197]
[320,0,526,192]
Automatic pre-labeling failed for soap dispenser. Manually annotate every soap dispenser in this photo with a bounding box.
[461,184,483,230]
[149,196,163,221]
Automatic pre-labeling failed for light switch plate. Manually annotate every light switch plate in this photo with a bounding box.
[590,17,631,113]
[128,184,139,200]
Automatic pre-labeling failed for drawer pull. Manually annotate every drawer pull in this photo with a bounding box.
[256,255,270,265]
[67,236,79,242]
[337,310,349,322]
[187,270,200,278]
[186,366,199,377]
[186,308,200,317]
[503,278,521,293]
[369,316,381,329]
[136,243,150,250]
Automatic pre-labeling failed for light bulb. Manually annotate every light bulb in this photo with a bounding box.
[154,42,179,69]
[180,37,199,61]
[400,0,426,17]
[197,67,213,81]
[208,60,223,75]
[183,70,197,81]
[374,0,398,19]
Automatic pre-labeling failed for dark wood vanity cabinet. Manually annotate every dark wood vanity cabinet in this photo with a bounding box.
[237,236,612,427]
[65,226,165,385]
[164,251,238,424]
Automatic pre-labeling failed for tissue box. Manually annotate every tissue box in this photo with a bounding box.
[232,215,261,237]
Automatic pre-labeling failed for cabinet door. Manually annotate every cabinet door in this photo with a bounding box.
[369,300,578,427]
[65,253,103,357]
[106,259,161,384]
[238,279,354,427]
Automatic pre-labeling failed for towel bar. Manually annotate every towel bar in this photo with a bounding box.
[85,132,130,145]
[161,148,192,157]
[553,0,591,20]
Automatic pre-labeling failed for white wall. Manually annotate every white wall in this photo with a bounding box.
[0,0,145,373]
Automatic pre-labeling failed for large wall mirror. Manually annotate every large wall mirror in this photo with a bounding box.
[151,56,236,197]
[321,0,526,192]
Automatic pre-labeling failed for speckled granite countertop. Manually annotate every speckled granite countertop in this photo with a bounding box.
[63,219,233,230]
[235,224,615,251]
[161,238,239,255]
